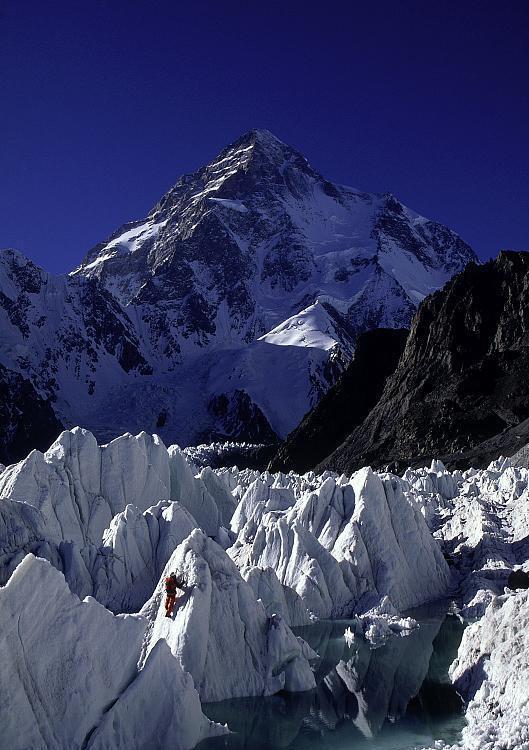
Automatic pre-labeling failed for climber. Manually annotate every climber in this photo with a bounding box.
[164,571,186,618]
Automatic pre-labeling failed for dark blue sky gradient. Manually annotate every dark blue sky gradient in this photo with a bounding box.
[1,0,528,273]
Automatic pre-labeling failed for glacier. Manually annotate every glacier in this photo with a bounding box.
[0,554,225,750]
[139,529,317,702]
[1,429,529,749]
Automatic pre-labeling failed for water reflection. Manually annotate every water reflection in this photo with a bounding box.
[199,603,465,750]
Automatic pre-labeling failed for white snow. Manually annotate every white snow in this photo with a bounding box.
[81,219,168,271]
[258,300,343,351]
[206,337,341,439]
[2,430,529,749]
[435,590,529,750]
[139,528,316,702]
[0,554,225,750]
[208,197,249,212]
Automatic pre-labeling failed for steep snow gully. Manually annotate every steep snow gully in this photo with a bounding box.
[1,428,528,749]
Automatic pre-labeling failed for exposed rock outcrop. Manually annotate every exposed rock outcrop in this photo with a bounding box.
[320,251,529,473]
[0,362,63,465]
[269,328,408,474]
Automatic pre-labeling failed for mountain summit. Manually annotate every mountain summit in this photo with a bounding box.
[1,131,476,450]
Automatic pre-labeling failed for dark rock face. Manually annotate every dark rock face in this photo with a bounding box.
[207,390,278,444]
[319,251,529,473]
[507,570,529,590]
[510,436,529,468]
[0,363,63,465]
[269,328,408,474]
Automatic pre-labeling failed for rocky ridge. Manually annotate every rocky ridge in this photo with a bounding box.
[318,250,529,473]
[0,361,63,464]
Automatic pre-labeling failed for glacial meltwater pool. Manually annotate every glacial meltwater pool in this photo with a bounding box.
[197,603,465,750]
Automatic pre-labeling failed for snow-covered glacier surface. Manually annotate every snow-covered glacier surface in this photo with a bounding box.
[447,589,529,750]
[0,554,226,750]
[1,429,529,749]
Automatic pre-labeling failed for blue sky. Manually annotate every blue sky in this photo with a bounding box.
[1,0,528,272]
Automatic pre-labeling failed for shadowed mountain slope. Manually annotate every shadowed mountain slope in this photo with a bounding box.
[269,328,408,474]
[0,363,63,465]
[318,251,529,473]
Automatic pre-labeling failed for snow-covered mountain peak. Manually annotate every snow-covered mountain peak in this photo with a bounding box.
[212,128,309,172]
[1,132,477,448]
[0,246,42,278]
[237,127,286,146]
[258,300,354,352]
[0,248,51,309]
[0,247,35,265]
[142,128,318,229]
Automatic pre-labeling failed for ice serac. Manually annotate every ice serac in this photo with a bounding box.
[0,428,231,547]
[230,476,296,535]
[198,465,238,527]
[140,528,316,702]
[232,511,358,618]
[87,640,227,750]
[243,565,312,627]
[0,428,235,611]
[168,444,234,536]
[93,499,199,612]
[0,555,224,750]
[330,468,451,610]
[0,484,201,614]
[0,427,171,546]
[448,590,529,750]
[62,128,475,445]
[403,456,529,617]
[0,426,450,622]
[183,440,277,472]
[229,466,450,618]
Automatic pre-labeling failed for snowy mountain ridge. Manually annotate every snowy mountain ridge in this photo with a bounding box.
[0,130,476,447]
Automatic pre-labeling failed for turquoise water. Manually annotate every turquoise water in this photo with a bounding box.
[198,603,465,750]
